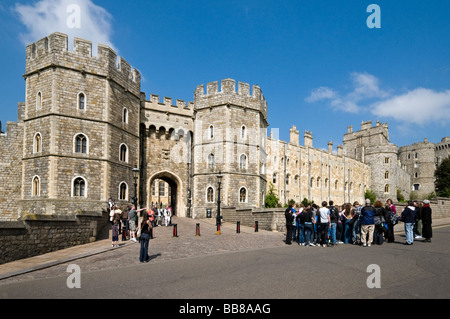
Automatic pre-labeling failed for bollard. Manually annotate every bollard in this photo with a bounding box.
[216,224,221,235]
[173,224,178,238]
[195,223,201,236]
[255,221,259,232]
[236,221,240,234]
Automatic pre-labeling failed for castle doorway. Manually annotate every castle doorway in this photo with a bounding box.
[148,171,184,217]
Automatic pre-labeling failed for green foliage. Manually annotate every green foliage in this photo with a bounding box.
[435,158,450,197]
[396,189,405,202]
[364,189,376,203]
[301,197,314,207]
[265,183,280,208]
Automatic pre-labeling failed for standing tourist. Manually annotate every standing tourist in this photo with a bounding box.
[343,203,353,244]
[421,200,433,242]
[304,204,315,247]
[284,203,295,245]
[360,199,375,247]
[401,201,416,245]
[328,201,339,246]
[352,201,362,245]
[317,201,331,247]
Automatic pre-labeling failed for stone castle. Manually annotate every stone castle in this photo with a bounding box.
[1,33,449,222]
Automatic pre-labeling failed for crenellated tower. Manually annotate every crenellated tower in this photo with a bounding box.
[191,79,268,218]
[21,32,141,215]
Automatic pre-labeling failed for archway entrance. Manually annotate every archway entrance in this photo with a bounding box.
[148,171,184,217]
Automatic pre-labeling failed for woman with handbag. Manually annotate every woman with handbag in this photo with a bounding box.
[139,211,153,263]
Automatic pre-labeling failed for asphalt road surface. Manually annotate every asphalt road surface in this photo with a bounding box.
[1,224,449,300]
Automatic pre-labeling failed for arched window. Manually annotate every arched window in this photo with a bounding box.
[207,187,214,203]
[78,93,86,110]
[119,182,128,200]
[208,154,215,169]
[32,176,40,197]
[385,184,390,193]
[159,181,165,196]
[273,173,277,184]
[240,154,247,169]
[34,133,42,153]
[122,108,128,123]
[120,144,128,162]
[73,177,86,197]
[241,125,246,139]
[239,187,247,203]
[36,92,42,110]
[385,171,389,179]
[209,125,214,139]
[75,134,87,154]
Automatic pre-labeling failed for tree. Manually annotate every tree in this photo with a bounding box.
[265,183,280,208]
[435,157,450,197]
[364,189,376,204]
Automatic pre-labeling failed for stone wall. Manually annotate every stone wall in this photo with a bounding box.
[222,206,287,232]
[0,210,110,265]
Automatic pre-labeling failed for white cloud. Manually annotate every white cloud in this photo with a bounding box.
[305,72,389,113]
[14,0,115,54]
[370,88,450,125]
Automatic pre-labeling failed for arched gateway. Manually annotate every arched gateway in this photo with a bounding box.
[147,171,185,217]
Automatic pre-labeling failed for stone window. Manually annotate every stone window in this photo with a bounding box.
[122,108,128,123]
[384,184,390,193]
[206,187,214,203]
[119,182,128,200]
[384,157,390,164]
[209,125,214,139]
[74,134,88,154]
[34,133,42,153]
[32,176,40,197]
[73,177,86,197]
[78,92,86,110]
[36,91,42,110]
[208,153,215,169]
[335,180,338,190]
[413,184,420,191]
[241,125,246,139]
[239,187,247,203]
[385,171,389,179]
[273,173,277,184]
[151,181,156,196]
[119,144,128,162]
[240,154,247,170]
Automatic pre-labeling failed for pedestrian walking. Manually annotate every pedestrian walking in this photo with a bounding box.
[421,200,433,242]
[139,211,152,263]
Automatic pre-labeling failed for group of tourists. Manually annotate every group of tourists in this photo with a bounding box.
[285,198,433,247]
[107,200,174,262]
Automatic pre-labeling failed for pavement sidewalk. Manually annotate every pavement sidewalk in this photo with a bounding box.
[1,216,449,281]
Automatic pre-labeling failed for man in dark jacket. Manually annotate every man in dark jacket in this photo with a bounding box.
[421,200,432,242]
[360,199,375,247]
[285,204,295,245]
[401,201,416,245]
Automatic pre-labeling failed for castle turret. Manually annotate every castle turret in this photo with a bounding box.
[192,79,268,218]
[21,33,141,215]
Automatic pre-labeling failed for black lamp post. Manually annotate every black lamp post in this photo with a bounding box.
[216,171,223,235]
[132,165,140,208]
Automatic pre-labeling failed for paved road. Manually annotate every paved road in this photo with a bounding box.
[0,217,449,299]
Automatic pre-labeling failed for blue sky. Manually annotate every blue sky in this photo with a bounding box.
[0,0,449,150]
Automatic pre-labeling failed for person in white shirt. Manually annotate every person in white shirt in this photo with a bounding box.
[317,201,331,247]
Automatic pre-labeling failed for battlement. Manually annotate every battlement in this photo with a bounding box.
[25,33,141,95]
[147,94,194,111]
[194,79,268,117]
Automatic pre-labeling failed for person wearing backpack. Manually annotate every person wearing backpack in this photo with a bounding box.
[328,200,339,246]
